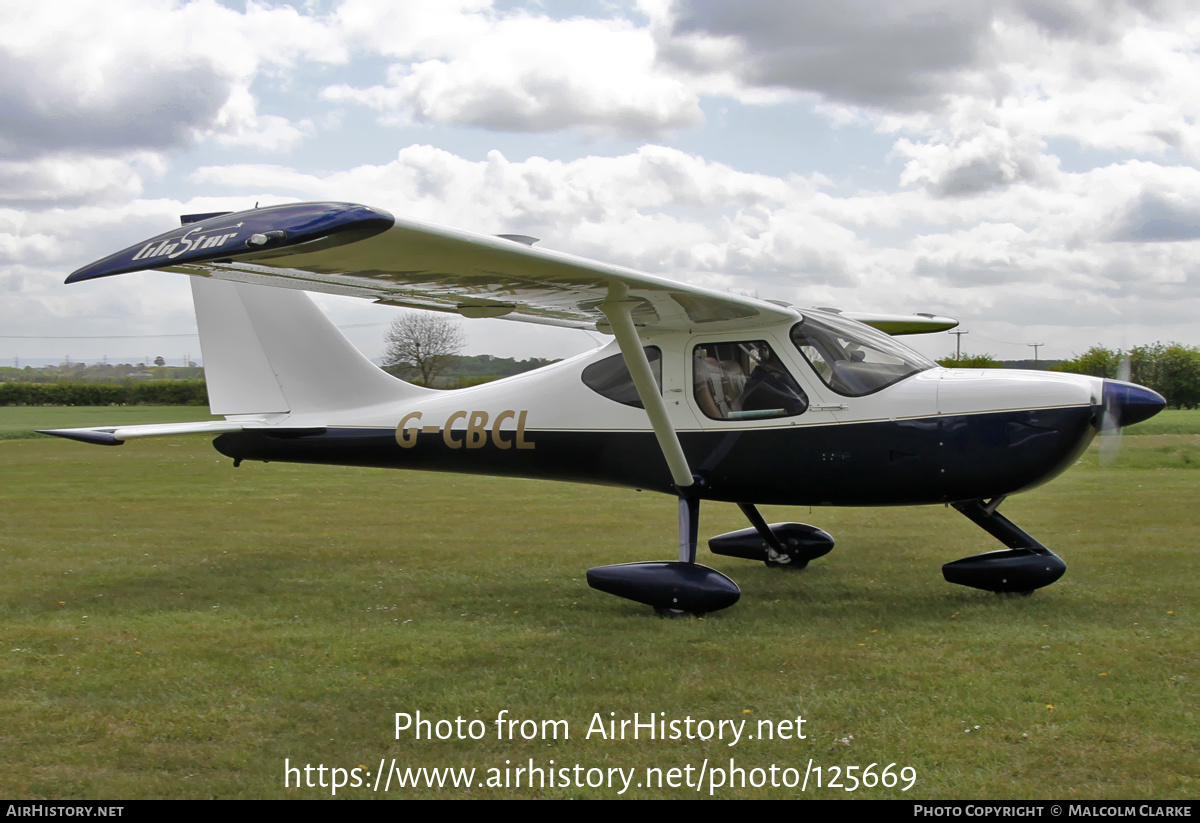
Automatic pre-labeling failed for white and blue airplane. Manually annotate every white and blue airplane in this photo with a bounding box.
[46,202,1166,614]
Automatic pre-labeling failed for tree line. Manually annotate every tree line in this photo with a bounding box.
[0,380,208,406]
[0,363,204,383]
[940,343,1200,409]
[1052,343,1200,409]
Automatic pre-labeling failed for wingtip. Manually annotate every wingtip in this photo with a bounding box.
[37,429,124,446]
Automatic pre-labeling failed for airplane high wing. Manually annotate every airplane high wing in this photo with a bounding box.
[66,202,954,336]
[48,201,1166,615]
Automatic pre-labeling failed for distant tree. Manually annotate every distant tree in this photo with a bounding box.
[153,356,166,366]
[1133,342,1200,409]
[938,353,1004,368]
[1053,346,1120,379]
[383,312,466,386]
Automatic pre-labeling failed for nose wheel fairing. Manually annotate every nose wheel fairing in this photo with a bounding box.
[944,499,1066,594]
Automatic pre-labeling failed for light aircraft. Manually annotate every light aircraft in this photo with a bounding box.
[46,202,1166,614]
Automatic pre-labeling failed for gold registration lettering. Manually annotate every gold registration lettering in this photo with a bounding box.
[491,410,516,449]
[443,410,467,449]
[400,409,535,450]
[466,411,489,449]
[516,409,535,450]
[396,411,422,448]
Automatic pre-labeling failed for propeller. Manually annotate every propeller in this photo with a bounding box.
[1098,353,1131,466]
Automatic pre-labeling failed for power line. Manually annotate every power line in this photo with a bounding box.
[969,331,1033,348]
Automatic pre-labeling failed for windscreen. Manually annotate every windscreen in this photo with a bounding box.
[790,312,935,396]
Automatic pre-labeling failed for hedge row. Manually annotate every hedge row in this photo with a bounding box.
[1054,343,1200,409]
[0,380,209,406]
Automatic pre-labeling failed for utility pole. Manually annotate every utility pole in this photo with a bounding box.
[1028,343,1043,363]
[948,329,969,360]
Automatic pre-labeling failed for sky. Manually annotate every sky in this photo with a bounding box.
[2,0,1199,368]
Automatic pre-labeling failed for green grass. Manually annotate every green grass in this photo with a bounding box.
[1122,408,1200,435]
[1,430,1195,800]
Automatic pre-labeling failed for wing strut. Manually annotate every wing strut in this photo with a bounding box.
[599,282,694,489]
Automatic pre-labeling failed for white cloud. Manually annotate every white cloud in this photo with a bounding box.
[0,0,340,160]
[655,1,998,110]
[325,13,701,137]
[0,154,159,204]
[894,103,1060,196]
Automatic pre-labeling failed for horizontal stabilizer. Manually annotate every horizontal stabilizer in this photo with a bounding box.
[40,421,245,446]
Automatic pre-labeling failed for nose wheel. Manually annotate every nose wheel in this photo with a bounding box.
[944,498,1066,594]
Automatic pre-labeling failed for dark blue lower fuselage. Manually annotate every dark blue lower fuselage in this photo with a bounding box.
[213,406,1095,506]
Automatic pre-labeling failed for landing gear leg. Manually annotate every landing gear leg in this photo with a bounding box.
[586,494,741,615]
[656,495,704,617]
[679,495,699,564]
[943,498,1066,594]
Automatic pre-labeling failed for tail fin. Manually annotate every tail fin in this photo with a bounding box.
[191,278,428,417]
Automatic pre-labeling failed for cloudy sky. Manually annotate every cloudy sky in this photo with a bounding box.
[3,0,1199,367]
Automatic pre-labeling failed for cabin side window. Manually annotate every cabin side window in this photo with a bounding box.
[581,347,662,408]
[692,341,808,421]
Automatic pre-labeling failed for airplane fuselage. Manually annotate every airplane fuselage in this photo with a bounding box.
[213,316,1107,508]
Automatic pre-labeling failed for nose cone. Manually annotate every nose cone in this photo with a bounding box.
[1101,380,1167,428]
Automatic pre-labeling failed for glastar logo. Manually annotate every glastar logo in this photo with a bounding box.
[130,222,245,262]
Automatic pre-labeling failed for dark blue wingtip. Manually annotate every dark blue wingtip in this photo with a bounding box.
[65,201,395,284]
[1102,380,1167,428]
[37,429,124,445]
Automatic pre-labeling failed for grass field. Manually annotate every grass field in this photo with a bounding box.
[1,408,1196,799]
[1123,408,1200,436]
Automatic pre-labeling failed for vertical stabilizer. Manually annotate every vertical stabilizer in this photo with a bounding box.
[191,278,426,416]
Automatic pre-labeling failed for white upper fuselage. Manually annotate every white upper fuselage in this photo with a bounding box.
[253,316,1101,443]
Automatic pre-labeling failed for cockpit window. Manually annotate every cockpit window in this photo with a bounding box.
[581,347,661,408]
[790,312,935,396]
[692,341,808,421]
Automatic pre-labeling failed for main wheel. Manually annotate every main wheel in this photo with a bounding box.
[654,607,701,618]
[765,558,808,570]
